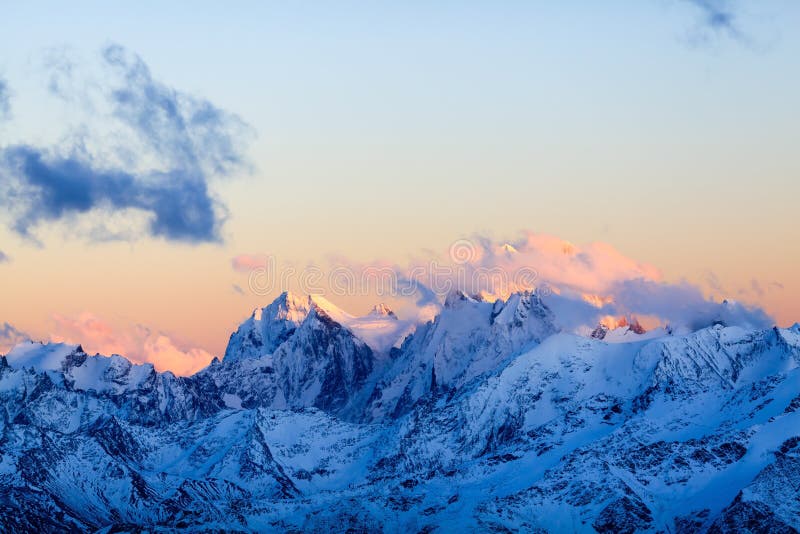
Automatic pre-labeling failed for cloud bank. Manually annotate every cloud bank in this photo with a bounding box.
[233,231,773,333]
[443,232,772,331]
[0,45,252,244]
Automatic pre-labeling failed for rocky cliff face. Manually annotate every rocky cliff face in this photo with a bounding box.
[1,294,798,532]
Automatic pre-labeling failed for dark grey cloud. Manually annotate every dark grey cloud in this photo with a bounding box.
[0,44,252,244]
[2,146,221,242]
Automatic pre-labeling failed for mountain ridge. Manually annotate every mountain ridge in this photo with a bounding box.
[1,290,798,532]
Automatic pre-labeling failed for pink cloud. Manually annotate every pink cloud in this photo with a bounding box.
[226,231,769,332]
[231,253,270,273]
[49,312,214,376]
[463,232,663,296]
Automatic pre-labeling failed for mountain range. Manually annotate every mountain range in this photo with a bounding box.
[1,290,799,532]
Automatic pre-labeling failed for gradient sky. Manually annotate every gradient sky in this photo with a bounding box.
[1,1,798,371]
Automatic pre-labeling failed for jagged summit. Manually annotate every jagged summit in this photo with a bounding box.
[268,290,312,319]
[590,316,647,340]
[246,291,353,327]
[443,289,477,308]
[307,293,350,322]
[499,242,518,255]
[367,303,397,319]
[225,292,415,362]
[223,291,312,363]
[590,323,610,339]
[4,341,86,372]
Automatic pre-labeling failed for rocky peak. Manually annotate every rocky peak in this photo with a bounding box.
[266,291,312,322]
[591,324,610,340]
[223,292,313,363]
[4,341,87,373]
[368,303,397,319]
[444,289,477,309]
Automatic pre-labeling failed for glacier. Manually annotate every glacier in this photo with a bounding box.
[1,291,799,532]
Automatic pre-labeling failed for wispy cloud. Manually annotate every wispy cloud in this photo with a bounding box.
[231,253,270,273]
[684,0,746,42]
[0,322,30,354]
[0,250,8,263]
[705,270,724,292]
[0,45,253,244]
[750,278,765,298]
[0,77,10,121]
[103,45,250,180]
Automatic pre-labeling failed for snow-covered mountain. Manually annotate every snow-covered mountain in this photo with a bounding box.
[1,291,799,532]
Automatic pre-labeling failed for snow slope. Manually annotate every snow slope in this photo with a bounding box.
[0,292,798,532]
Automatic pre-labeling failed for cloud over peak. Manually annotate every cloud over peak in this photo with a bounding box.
[231,230,773,333]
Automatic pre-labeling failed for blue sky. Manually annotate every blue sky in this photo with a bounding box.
[0,1,798,366]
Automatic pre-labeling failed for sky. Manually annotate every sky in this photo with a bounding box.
[1,1,798,373]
